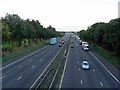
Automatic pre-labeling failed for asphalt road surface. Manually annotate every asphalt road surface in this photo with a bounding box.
[1,34,120,89]
[61,36,120,88]
[1,35,69,88]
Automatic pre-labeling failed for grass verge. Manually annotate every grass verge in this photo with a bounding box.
[90,44,120,67]
[2,40,49,63]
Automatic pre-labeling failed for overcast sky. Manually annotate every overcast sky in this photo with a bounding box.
[0,0,119,31]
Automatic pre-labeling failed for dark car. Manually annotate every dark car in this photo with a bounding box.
[71,41,74,43]
[59,41,62,43]
[61,41,64,44]
[64,40,66,42]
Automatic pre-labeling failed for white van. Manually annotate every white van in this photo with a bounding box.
[82,42,88,47]
[82,42,89,51]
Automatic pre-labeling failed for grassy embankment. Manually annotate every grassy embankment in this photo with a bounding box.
[1,40,49,63]
[90,44,120,68]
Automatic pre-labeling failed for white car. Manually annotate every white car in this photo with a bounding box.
[81,60,90,70]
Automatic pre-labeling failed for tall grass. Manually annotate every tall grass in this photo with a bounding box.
[90,44,119,66]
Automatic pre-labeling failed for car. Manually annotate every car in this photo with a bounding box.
[61,41,64,44]
[59,41,62,43]
[59,43,62,47]
[81,60,90,70]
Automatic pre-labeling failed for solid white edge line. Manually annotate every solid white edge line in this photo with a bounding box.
[49,65,59,89]
[89,51,120,84]
[59,46,70,89]
[0,45,50,70]
[30,42,65,89]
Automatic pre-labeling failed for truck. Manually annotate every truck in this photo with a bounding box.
[50,38,57,45]
[82,41,88,46]
[82,41,89,51]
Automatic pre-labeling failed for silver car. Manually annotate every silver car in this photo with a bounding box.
[81,60,90,70]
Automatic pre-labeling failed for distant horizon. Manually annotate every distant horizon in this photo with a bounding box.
[1,13,117,32]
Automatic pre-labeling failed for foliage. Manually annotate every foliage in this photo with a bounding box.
[1,13,61,53]
[79,18,120,59]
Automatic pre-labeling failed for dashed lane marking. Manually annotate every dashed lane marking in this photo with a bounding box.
[0,76,5,80]
[77,61,79,64]
[89,51,120,84]
[0,45,50,70]
[40,59,43,61]
[80,80,83,85]
[32,66,35,68]
[93,69,95,72]
[100,81,103,86]
[17,76,22,80]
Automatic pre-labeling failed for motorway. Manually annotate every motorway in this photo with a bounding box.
[1,34,120,89]
[1,35,69,88]
[61,36,120,88]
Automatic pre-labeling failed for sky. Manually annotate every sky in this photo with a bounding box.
[0,0,119,31]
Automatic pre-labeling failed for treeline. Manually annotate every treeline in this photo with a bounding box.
[1,14,61,52]
[79,18,120,58]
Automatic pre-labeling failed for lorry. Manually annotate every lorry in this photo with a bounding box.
[50,38,57,45]
[82,41,89,51]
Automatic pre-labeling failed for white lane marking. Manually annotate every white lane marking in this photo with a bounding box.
[89,51,120,84]
[93,69,95,72]
[0,76,5,79]
[76,57,78,58]
[40,59,42,61]
[18,66,22,68]
[0,45,50,70]
[78,68,81,71]
[80,80,83,85]
[17,76,22,80]
[77,61,79,64]
[32,66,35,68]
[30,43,65,89]
[100,81,103,86]
[64,50,66,54]
[59,46,70,88]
